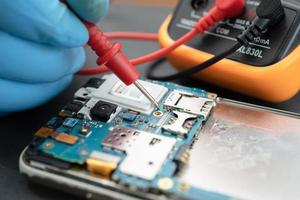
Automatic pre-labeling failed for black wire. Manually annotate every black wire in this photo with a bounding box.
[147,42,241,81]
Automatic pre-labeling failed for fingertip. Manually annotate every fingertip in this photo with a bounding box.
[0,0,89,48]
[0,31,86,83]
[67,47,86,75]
[67,0,109,23]
[49,8,89,47]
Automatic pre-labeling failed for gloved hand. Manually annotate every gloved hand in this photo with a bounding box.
[0,0,109,114]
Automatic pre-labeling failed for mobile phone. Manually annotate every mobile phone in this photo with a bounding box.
[20,75,300,200]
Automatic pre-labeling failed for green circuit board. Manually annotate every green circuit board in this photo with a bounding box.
[26,75,229,200]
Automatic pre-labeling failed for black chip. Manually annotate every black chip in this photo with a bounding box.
[83,78,105,89]
[90,101,117,122]
[64,101,84,113]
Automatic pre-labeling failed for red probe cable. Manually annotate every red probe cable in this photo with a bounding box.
[77,0,245,76]
[83,22,141,85]
[105,32,158,41]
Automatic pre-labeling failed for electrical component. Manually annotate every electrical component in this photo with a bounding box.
[121,111,138,122]
[86,151,121,178]
[174,144,191,173]
[79,121,91,136]
[50,132,78,145]
[35,127,78,144]
[86,75,168,115]
[59,100,85,117]
[35,127,54,138]
[63,118,79,128]
[102,127,176,180]
[86,159,117,178]
[26,140,72,169]
[83,78,105,89]
[47,117,65,129]
[102,126,138,151]
[89,151,121,164]
[163,111,197,136]
[164,90,215,119]
[90,101,118,122]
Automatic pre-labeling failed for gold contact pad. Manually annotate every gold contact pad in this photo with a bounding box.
[51,132,78,145]
[35,127,54,138]
[86,158,117,178]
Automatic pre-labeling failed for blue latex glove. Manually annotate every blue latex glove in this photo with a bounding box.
[0,0,109,114]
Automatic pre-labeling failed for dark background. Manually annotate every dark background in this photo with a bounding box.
[1,3,299,200]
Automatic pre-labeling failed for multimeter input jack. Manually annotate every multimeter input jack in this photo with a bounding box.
[191,0,208,10]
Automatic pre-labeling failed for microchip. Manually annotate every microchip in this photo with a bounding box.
[122,111,138,122]
[90,101,117,122]
[63,118,79,128]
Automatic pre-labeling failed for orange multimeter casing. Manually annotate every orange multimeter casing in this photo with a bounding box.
[158,0,300,102]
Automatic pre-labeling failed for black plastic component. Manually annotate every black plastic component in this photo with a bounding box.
[191,0,208,10]
[90,101,118,122]
[256,0,285,26]
[64,101,84,113]
[168,0,300,66]
[83,78,105,89]
[26,138,72,169]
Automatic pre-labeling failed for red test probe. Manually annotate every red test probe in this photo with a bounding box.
[78,0,245,75]
[63,1,160,108]
[64,0,245,107]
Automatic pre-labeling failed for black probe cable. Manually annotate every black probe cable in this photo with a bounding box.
[147,0,285,81]
[146,43,241,81]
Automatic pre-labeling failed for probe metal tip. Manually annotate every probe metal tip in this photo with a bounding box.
[134,81,160,109]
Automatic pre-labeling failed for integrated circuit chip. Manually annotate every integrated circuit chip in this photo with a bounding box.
[63,118,79,128]
[121,111,138,122]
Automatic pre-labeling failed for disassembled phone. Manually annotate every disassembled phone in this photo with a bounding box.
[19,74,300,200]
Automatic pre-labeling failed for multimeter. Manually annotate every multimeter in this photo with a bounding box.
[159,0,300,102]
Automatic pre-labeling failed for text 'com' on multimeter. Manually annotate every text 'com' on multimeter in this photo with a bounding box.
[159,0,300,102]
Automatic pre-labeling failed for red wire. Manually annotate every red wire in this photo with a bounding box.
[77,30,197,75]
[131,30,197,65]
[106,32,158,41]
[76,0,245,76]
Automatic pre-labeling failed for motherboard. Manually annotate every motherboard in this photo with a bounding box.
[25,74,228,200]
